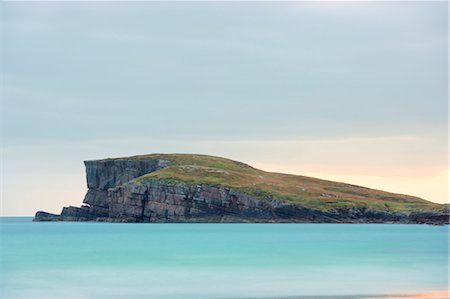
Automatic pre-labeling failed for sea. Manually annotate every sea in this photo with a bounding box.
[0,217,448,299]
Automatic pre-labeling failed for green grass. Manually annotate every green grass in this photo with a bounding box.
[108,153,444,213]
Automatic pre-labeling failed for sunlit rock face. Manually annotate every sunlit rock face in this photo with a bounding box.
[34,155,449,224]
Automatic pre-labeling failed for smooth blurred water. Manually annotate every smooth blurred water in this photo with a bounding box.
[0,217,448,299]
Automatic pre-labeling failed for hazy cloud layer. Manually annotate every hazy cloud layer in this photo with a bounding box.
[1,2,448,215]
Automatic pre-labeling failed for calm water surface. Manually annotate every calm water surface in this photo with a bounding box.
[0,217,448,298]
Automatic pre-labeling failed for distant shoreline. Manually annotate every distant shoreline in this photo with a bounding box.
[1,216,449,226]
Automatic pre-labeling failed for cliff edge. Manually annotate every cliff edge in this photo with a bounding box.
[34,154,449,224]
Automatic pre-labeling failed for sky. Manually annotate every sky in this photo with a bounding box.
[1,1,448,216]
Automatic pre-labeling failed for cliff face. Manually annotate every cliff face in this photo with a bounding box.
[82,159,170,219]
[34,155,449,224]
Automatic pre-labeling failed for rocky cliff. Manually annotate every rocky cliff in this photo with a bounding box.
[34,154,449,224]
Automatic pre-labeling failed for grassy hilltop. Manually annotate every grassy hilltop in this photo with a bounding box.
[105,153,443,213]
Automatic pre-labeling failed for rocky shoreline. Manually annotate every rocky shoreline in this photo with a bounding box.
[34,157,449,225]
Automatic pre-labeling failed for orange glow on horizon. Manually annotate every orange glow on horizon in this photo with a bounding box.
[249,161,449,204]
[385,290,450,299]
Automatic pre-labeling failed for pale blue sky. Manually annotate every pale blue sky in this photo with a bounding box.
[1,1,448,215]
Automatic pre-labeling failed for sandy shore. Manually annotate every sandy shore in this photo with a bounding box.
[235,291,449,299]
[368,291,449,299]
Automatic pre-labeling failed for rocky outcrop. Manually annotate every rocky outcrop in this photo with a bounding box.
[80,158,170,219]
[34,157,449,224]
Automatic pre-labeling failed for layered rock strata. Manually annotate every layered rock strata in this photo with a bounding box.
[34,158,449,224]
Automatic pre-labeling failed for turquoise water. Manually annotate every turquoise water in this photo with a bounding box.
[0,217,448,298]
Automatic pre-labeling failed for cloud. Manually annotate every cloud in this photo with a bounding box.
[1,1,447,214]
